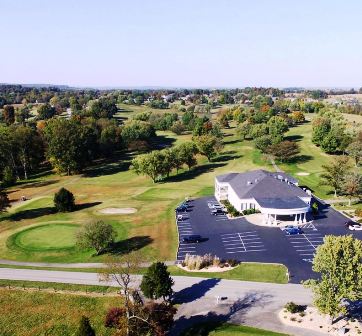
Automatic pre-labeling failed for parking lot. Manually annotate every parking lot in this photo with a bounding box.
[176,196,362,283]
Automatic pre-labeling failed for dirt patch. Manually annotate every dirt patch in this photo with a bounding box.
[296,172,310,176]
[98,207,137,214]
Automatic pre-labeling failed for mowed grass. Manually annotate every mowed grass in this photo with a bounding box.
[0,288,119,336]
[182,322,288,336]
[168,263,288,284]
[8,223,78,252]
[0,109,340,263]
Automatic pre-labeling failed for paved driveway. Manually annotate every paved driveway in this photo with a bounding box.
[176,197,362,284]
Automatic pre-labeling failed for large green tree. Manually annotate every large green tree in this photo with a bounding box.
[140,262,174,301]
[305,235,362,323]
[193,134,223,161]
[267,140,300,162]
[342,172,362,205]
[76,220,117,255]
[320,156,352,197]
[346,141,362,167]
[37,103,56,120]
[43,119,96,175]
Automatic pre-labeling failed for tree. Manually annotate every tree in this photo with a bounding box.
[37,103,56,120]
[170,120,185,135]
[54,187,75,212]
[254,135,273,153]
[132,151,165,183]
[267,141,300,162]
[312,117,331,145]
[193,134,223,161]
[2,105,15,125]
[342,172,362,205]
[76,316,95,336]
[291,111,305,124]
[77,220,116,255]
[43,119,96,175]
[320,156,352,197]
[99,252,143,336]
[346,141,362,167]
[140,262,174,301]
[267,116,288,138]
[0,189,10,213]
[2,166,16,187]
[176,142,198,170]
[304,235,362,324]
[15,106,30,124]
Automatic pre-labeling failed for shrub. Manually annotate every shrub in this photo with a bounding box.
[242,208,261,215]
[54,187,75,212]
[183,254,220,270]
[284,302,306,314]
[311,202,319,215]
[105,307,126,328]
[221,200,241,217]
[355,208,362,217]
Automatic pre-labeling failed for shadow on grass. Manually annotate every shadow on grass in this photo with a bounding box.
[3,202,102,222]
[285,134,304,142]
[104,236,153,255]
[166,163,226,183]
[223,139,240,145]
[173,278,221,304]
[291,154,313,163]
[16,179,60,189]
[172,292,273,336]
[215,151,242,162]
[151,134,177,149]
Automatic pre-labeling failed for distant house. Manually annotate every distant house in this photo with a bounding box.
[215,170,312,225]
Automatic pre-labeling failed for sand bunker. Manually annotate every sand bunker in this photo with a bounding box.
[296,172,310,176]
[99,208,137,214]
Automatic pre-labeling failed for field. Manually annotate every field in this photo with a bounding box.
[0,106,338,263]
[0,288,119,336]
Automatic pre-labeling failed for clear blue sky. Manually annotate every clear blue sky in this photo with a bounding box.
[1,0,361,88]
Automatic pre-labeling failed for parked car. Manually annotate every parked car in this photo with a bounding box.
[284,226,303,235]
[182,235,203,243]
[211,208,225,215]
[345,221,362,231]
[177,214,184,221]
[176,204,188,212]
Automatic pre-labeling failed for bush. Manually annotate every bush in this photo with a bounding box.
[221,200,241,217]
[284,302,306,314]
[311,202,319,215]
[355,208,362,217]
[54,187,75,212]
[242,208,261,215]
[183,254,220,270]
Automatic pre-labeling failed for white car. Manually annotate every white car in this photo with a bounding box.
[348,223,362,231]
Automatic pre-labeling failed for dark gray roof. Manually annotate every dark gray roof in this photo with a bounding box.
[255,197,308,209]
[216,170,308,199]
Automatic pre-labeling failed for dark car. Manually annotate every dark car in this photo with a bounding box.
[175,204,188,212]
[211,208,225,215]
[182,235,203,243]
[284,226,303,235]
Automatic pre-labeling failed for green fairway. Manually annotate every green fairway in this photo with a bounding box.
[8,223,78,252]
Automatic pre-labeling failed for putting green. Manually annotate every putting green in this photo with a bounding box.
[9,223,79,252]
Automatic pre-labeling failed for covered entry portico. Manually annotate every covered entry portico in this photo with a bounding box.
[255,197,310,226]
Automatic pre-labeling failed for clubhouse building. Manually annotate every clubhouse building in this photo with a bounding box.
[215,170,312,225]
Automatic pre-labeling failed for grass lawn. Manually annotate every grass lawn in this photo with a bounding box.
[168,263,288,284]
[182,322,288,336]
[0,109,340,263]
[0,288,119,336]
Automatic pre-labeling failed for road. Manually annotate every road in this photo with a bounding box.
[0,268,320,335]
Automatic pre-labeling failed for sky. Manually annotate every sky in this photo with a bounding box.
[1,0,362,88]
